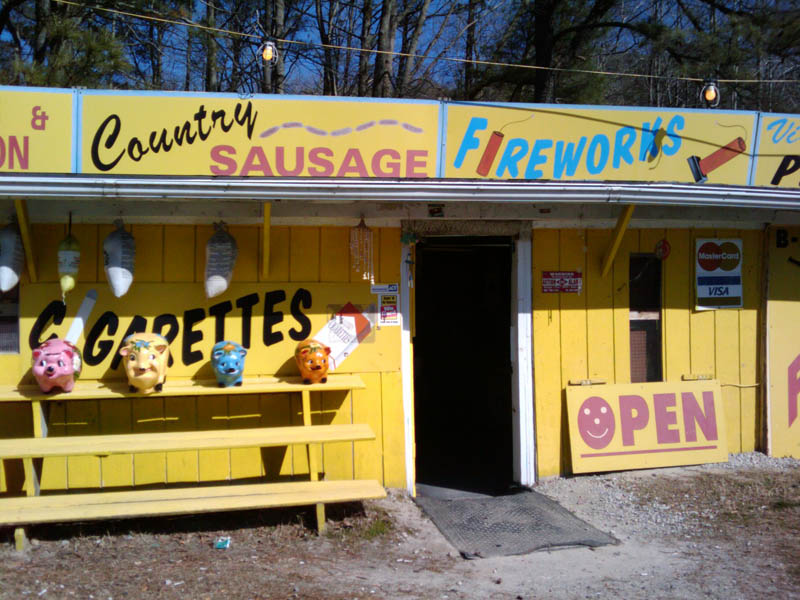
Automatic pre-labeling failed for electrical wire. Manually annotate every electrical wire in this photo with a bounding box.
[53,0,799,85]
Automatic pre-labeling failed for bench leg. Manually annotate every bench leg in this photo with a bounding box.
[301,390,327,534]
[14,527,29,551]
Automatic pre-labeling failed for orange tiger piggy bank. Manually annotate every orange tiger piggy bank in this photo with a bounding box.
[294,339,331,384]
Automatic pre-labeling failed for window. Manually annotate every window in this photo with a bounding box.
[629,254,662,383]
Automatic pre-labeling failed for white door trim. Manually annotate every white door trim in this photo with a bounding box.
[511,228,536,486]
[400,244,416,493]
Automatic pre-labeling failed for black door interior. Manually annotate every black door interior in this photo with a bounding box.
[413,236,514,495]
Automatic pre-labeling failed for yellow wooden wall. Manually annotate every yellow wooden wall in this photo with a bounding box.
[533,228,763,477]
[0,224,406,493]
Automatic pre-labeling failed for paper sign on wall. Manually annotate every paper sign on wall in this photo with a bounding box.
[542,271,582,293]
[696,238,743,309]
[312,302,373,370]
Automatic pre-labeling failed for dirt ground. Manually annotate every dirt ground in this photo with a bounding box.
[2,454,799,599]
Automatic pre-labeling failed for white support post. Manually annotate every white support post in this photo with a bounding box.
[511,228,536,486]
[400,244,416,494]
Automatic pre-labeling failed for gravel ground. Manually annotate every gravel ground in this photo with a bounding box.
[1,452,799,599]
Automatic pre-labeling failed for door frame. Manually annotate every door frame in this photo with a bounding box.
[400,226,536,492]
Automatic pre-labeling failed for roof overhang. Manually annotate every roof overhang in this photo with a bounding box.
[0,174,798,208]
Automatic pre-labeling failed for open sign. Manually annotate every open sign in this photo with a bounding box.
[567,381,728,473]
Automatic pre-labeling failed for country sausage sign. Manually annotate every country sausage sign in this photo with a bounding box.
[566,381,728,473]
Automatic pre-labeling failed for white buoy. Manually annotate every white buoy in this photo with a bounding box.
[0,222,23,292]
[205,222,238,298]
[103,219,135,297]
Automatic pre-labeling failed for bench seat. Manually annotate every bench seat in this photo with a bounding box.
[0,424,375,459]
[0,479,387,526]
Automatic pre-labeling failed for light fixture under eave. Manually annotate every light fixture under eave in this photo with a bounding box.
[701,80,720,108]
[260,41,278,65]
[350,217,374,285]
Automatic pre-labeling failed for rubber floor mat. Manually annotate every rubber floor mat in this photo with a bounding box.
[415,490,617,558]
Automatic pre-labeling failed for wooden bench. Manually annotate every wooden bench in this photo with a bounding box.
[0,375,386,550]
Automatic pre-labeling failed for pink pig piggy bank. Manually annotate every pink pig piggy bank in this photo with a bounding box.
[32,338,82,393]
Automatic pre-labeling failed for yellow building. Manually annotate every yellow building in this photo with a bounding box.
[2,87,800,514]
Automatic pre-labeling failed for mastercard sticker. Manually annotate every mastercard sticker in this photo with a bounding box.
[695,238,743,309]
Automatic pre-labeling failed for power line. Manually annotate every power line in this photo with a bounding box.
[54,0,798,85]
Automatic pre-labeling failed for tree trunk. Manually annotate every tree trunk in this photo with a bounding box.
[397,0,431,96]
[464,0,477,98]
[373,0,395,97]
[358,0,373,97]
[533,0,556,103]
[205,1,219,92]
[33,0,50,65]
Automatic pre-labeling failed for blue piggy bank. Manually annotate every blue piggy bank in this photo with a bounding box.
[211,341,247,387]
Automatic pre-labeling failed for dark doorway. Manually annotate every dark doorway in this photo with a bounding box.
[413,236,514,495]
[629,254,663,383]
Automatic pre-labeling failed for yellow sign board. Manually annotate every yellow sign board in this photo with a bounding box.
[445,104,755,185]
[20,283,400,383]
[754,114,800,187]
[80,94,439,176]
[566,381,728,473]
[0,88,73,173]
[766,227,800,457]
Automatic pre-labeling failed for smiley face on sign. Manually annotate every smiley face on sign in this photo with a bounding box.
[577,396,616,449]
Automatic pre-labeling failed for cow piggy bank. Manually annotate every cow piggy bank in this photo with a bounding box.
[119,333,170,393]
[211,341,247,387]
[294,339,331,384]
[32,338,82,393]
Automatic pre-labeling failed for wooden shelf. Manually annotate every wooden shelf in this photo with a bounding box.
[0,480,387,526]
[0,374,365,403]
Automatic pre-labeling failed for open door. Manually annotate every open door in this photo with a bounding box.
[413,236,514,495]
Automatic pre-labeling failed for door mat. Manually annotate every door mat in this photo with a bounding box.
[415,490,617,558]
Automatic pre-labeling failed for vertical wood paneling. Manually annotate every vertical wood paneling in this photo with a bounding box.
[320,227,350,282]
[353,372,383,481]
[321,390,354,481]
[260,393,293,478]
[99,398,133,488]
[263,226,290,282]
[586,230,614,381]
[164,226,195,282]
[229,394,265,479]
[612,230,637,384]
[131,225,164,282]
[690,229,717,377]
[65,400,101,489]
[663,229,692,381]
[381,371,405,487]
[229,225,259,282]
[639,229,666,375]
[0,403,30,492]
[132,398,166,486]
[739,230,762,451]
[165,396,198,483]
[197,396,230,481]
[532,229,563,477]
[32,224,65,282]
[379,228,402,284]
[559,229,588,383]
[715,229,742,452]
[39,402,67,490]
[290,227,320,282]
[71,224,98,282]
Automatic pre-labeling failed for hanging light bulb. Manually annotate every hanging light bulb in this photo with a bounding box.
[350,217,374,284]
[701,80,720,108]
[260,41,278,65]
